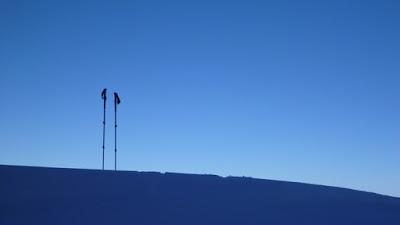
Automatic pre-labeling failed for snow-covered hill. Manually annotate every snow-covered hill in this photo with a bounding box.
[1,165,399,225]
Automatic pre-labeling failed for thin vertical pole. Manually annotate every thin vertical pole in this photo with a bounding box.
[101,89,107,170]
[103,99,106,170]
[113,92,120,171]
[114,95,117,170]
[114,94,117,171]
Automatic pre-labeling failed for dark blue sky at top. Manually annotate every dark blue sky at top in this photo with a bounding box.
[0,0,399,196]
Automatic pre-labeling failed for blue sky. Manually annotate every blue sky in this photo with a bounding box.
[1,0,399,197]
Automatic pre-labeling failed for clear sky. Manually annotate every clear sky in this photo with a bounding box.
[1,0,399,197]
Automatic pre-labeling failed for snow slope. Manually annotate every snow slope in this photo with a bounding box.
[1,165,399,225]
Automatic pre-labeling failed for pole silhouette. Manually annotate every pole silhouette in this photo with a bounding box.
[114,92,121,171]
[101,88,107,170]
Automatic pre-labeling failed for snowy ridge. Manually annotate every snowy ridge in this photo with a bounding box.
[1,165,399,225]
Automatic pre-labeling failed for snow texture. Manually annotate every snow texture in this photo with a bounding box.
[1,165,399,225]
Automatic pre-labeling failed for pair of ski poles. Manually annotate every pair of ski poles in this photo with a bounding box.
[101,88,121,171]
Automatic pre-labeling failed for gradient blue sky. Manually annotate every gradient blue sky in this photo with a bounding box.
[1,0,399,197]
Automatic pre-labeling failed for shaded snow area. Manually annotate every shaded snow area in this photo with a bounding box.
[1,165,399,225]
